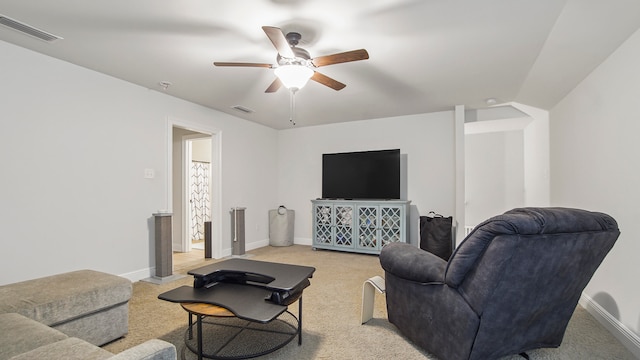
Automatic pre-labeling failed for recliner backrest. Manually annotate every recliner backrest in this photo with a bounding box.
[444,208,619,316]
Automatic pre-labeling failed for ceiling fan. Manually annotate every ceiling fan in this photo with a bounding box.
[213,26,369,93]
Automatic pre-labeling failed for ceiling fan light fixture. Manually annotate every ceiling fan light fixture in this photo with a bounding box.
[275,65,313,90]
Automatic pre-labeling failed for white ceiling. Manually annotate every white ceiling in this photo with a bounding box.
[1,0,639,130]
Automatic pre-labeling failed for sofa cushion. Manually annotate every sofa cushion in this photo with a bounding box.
[9,337,113,360]
[0,313,68,360]
[110,339,177,360]
[0,270,132,327]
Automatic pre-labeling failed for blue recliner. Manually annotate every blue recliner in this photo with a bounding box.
[380,207,619,360]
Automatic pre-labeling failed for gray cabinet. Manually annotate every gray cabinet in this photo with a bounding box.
[312,199,410,254]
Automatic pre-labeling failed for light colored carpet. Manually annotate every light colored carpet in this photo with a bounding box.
[103,245,636,359]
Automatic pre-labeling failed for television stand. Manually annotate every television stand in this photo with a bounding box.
[311,199,410,254]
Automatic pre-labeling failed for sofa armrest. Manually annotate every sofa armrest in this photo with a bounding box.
[109,339,176,360]
[380,242,447,283]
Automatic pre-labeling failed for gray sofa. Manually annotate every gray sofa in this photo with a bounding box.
[0,270,176,360]
[380,207,619,360]
[0,313,175,360]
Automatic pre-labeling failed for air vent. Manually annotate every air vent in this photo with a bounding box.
[0,15,63,42]
[232,105,254,114]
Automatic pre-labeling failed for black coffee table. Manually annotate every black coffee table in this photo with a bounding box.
[158,259,315,360]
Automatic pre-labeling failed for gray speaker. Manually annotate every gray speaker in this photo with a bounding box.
[231,207,246,256]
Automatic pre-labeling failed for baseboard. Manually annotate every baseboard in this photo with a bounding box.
[119,267,153,283]
[251,237,312,247]
[579,293,640,358]
[244,237,313,249]
[122,238,314,282]
[294,237,312,246]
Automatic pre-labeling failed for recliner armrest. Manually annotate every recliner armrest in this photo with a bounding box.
[380,242,447,283]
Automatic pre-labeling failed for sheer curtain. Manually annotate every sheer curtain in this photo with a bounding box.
[189,161,211,242]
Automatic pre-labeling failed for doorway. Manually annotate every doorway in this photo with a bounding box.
[168,118,222,263]
[186,137,212,251]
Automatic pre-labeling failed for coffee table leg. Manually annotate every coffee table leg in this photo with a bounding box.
[298,296,303,345]
[188,313,193,340]
[197,314,203,360]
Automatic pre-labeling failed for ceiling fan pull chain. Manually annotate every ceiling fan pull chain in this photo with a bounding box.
[289,89,297,126]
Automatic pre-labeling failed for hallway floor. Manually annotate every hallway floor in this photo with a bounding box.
[172,249,206,273]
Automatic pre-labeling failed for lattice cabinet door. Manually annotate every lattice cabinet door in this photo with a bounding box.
[334,204,355,249]
[356,205,379,251]
[313,204,333,247]
[380,206,403,247]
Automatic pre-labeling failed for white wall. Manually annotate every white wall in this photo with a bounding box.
[191,138,211,163]
[465,130,525,226]
[0,40,278,284]
[276,112,457,247]
[551,28,640,347]
[463,104,550,228]
[514,103,550,207]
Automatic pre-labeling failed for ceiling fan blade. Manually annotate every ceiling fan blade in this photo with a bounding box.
[262,26,295,59]
[213,62,273,68]
[311,71,346,91]
[311,49,369,67]
[265,78,282,93]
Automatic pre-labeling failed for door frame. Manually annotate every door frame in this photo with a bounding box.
[166,116,222,259]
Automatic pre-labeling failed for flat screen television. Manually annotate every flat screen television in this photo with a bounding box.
[322,149,400,200]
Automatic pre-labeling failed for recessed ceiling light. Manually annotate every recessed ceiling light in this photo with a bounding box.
[485,98,497,105]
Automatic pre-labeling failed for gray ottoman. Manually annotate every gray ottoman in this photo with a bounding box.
[0,270,132,346]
